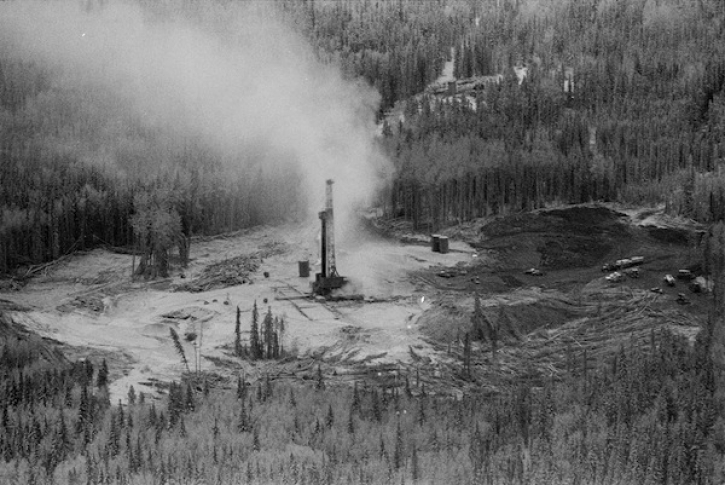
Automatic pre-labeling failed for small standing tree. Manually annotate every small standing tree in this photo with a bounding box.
[234,306,243,357]
[263,307,274,359]
[169,328,190,373]
[471,294,501,361]
[471,294,488,341]
[489,305,504,362]
[250,301,261,360]
[463,332,472,379]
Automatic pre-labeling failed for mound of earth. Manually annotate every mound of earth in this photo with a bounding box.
[418,290,584,343]
[141,322,179,338]
[0,312,68,367]
[477,206,629,270]
[644,226,694,245]
[161,307,216,321]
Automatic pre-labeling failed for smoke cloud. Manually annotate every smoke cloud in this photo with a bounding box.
[0,0,389,232]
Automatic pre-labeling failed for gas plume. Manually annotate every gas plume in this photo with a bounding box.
[0,0,389,234]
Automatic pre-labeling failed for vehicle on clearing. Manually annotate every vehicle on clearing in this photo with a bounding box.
[677,269,694,280]
[437,270,457,278]
[524,268,545,276]
[650,287,664,294]
[664,274,676,286]
[601,256,644,272]
[605,271,624,283]
[624,267,640,278]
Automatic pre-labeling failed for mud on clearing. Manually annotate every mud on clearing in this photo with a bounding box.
[0,204,708,401]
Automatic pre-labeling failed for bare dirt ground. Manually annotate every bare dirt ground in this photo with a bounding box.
[0,219,474,402]
[0,203,708,402]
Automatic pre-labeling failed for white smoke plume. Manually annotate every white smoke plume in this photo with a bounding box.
[0,0,389,233]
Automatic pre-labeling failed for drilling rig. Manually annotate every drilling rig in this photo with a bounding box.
[313,179,346,295]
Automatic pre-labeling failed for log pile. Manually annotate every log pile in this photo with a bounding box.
[174,242,287,293]
[174,254,260,292]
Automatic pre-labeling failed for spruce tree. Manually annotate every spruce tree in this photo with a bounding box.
[250,301,261,360]
[411,445,419,482]
[471,293,487,341]
[212,417,219,439]
[316,364,325,391]
[263,307,274,359]
[237,400,249,433]
[96,359,109,388]
[347,409,355,435]
[235,306,242,357]
[393,417,403,469]
[237,375,247,400]
[463,332,472,379]
[252,426,260,451]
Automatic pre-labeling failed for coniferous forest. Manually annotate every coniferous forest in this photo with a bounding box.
[2,0,725,484]
[0,312,721,484]
[2,0,725,274]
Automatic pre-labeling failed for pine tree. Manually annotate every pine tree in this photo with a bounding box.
[393,417,403,469]
[96,359,109,388]
[237,375,247,400]
[263,307,274,359]
[463,332,472,379]
[183,382,194,411]
[352,382,360,412]
[411,445,419,482]
[169,328,190,373]
[372,388,382,422]
[250,301,261,360]
[252,426,260,451]
[108,412,120,457]
[238,400,249,433]
[489,305,504,362]
[235,306,242,356]
[179,416,187,437]
[471,293,487,341]
[316,365,325,391]
[264,374,272,400]
[347,409,355,435]
[148,403,157,428]
[212,417,219,439]
[326,404,334,429]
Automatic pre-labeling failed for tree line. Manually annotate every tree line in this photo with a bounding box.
[4,0,725,274]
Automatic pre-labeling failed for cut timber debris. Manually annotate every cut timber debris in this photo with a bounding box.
[174,242,286,293]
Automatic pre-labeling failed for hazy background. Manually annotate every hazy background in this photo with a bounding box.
[0,0,390,235]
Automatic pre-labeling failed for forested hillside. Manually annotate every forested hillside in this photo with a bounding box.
[0,310,720,484]
[2,0,725,274]
[373,0,725,229]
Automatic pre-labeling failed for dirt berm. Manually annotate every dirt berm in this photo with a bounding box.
[418,289,584,344]
[0,310,68,368]
[475,206,631,271]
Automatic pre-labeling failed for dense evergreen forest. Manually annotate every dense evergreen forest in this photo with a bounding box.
[0,310,721,484]
[2,0,725,274]
[3,2,725,484]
